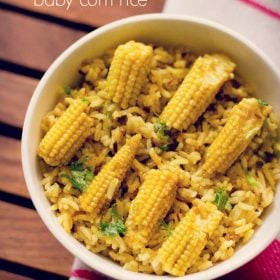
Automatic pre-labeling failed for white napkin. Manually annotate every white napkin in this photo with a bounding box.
[163,0,280,70]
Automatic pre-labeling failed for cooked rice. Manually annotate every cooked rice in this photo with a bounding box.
[39,44,280,275]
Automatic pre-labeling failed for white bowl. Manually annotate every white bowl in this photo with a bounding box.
[22,14,280,280]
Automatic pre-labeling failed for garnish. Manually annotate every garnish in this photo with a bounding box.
[99,205,126,237]
[60,159,94,192]
[81,97,90,104]
[64,86,72,96]
[160,220,173,236]
[99,220,126,236]
[154,119,170,139]
[245,171,259,188]
[158,145,169,151]
[214,188,231,211]
[257,99,268,107]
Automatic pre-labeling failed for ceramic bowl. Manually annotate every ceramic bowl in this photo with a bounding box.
[22,14,280,280]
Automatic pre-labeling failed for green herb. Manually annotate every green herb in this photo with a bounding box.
[160,220,173,236]
[257,99,268,106]
[99,206,126,237]
[159,145,169,151]
[99,220,126,237]
[100,221,109,232]
[245,171,259,188]
[81,97,90,104]
[64,86,72,96]
[61,159,94,192]
[154,119,170,139]
[111,204,121,219]
[214,188,231,210]
[69,160,84,172]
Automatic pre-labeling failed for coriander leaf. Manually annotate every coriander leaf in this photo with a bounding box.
[154,119,170,139]
[99,220,126,237]
[64,86,72,95]
[69,161,84,171]
[111,204,121,220]
[245,171,259,188]
[159,145,169,151]
[100,221,109,232]
[61,161,94,192]
[81,97,90,104]
[100,206,126,237]
[114,220,126,235]
[214,188,231,210]
[160,220,173,236]
[257,99,268,106]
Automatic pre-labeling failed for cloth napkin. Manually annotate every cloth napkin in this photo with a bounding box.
[70,1,280,279]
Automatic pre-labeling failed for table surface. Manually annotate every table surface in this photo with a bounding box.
[0,1,165,279]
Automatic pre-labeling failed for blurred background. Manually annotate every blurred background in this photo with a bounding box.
[0,0,279,279]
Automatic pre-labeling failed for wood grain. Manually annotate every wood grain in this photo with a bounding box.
[0,71,38,128]
[1,0,165,27]
[0,271,31,280]
[0,10,85,71]
[0,136,29,198]
[0,201,73,276]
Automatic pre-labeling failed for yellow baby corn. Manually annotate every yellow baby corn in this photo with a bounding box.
[37,100,92,166]
[200,98,265,177]
[160,54,235,130]
[199,202,224,237]
[125,168,179,250]
[158,203,223,276]
[79,134,141,215]
[106,41,153,109]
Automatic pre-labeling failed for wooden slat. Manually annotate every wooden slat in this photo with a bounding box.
[0,271,31,280]
[0,10,85,71]
[0,71,37,128]
[0,136,29,198]
[0,201,73,276]
[1,0,165,27]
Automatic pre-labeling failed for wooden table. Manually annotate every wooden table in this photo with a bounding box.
[0,1,164,279]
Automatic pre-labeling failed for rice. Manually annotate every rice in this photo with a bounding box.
[39,43,280,276]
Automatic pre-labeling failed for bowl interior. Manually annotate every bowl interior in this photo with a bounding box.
[22,14,280,280]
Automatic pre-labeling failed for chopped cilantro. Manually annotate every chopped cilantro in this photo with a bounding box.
[154,119,170,139]
[159,145,169,151]
[69,160,84,172]
[64,86,72,96]
[214,188,231,211]
[245,171,259,188]
[160,220,173,236]
[111,204,121,219]
[100,221,109,232]
[60,159,94,192]
[99,220,126,237]
[81,97,90,104]
[99,206,126,237]
[257,99,268,106]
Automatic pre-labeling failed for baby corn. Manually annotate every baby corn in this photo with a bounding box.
[160,54,235,130]
[157,202,223,276]
[200,98,265,177]
[37,100,92,166]
[106,41,153,109]
[125,168,179,250]
[79,134,141,215]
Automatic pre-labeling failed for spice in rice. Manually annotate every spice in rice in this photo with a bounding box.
[38,41,280,276]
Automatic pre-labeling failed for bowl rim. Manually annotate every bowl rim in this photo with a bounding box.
[21,13,280,280]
